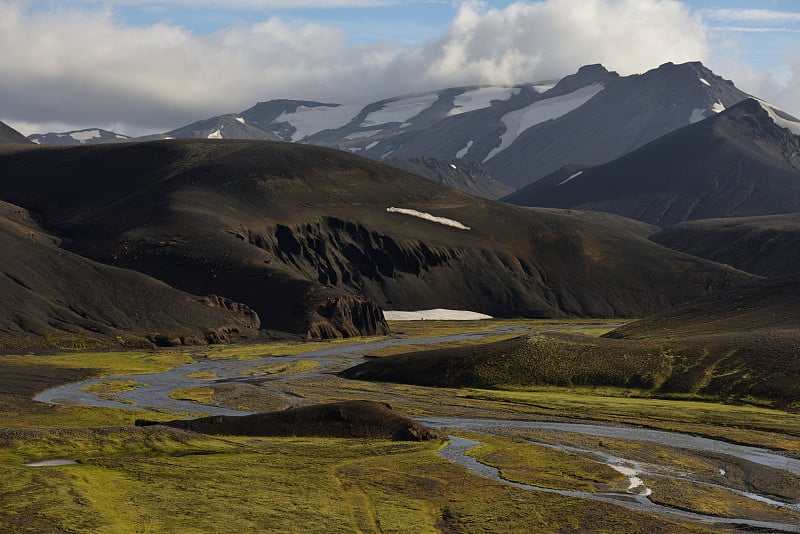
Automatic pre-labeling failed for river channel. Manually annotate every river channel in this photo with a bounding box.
[35,325,800,532]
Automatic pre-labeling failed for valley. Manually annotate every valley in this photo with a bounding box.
[2,319,799,533]
[2,20,800,530]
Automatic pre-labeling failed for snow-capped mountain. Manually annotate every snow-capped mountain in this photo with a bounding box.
[0,120,31,144]
[505,98,800,225]
[160,61,752,191]
[156,114,279,141]
[29,128,133,145]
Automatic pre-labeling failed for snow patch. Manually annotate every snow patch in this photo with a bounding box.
[699,78,711,87]
[719,469,727,476]
[711,102,725,113]
[348,147,362,153]
[559,170,583,185]
[450,163,457,170]
[235,117,245,124]
[689,108,707,124]
[277,104,360,141]
[400,122,412,128]
[366,141,379,150]
[386,207,470,230]
[455,140,473,159]
[448,87,520,116]
[380,150,394,160]
[344,129,382,140]
[362,94,439,126]
[484,83,605,162]
[207,128,223,139]
[31,138,40,144]
[25,459,77,467]
[532,83,557,93]
[383,309,492,321]
[70,129,101,142]
[758,101,800,135]
[115,134,128,139]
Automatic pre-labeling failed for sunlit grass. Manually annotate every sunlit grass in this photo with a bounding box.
[79,380,144,404]
[0,430,710,534]
[462,432,628,492]
[238,359,320,377]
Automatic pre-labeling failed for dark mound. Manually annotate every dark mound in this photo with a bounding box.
[135,400,445,441]
[650,214,800,277]
[0,121,30,144]
[345,277,800,408]
[385,156,514,199]
[505,99,800,225]
[342,333,669,390]
[0,140,752,339]
[0,200,259,351]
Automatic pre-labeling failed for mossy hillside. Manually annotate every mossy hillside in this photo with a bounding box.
[345,329,800,409]
[344,333,672,390]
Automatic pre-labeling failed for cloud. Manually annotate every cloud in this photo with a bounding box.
[1,0,711,135]
[33,0,407,7]
[703,8,800,23]
[713,54,800,120]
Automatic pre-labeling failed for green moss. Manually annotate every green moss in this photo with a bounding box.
[238,359,320,377]
[463,433,628,492]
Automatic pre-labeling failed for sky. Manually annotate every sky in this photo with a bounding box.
[2,0,799,136]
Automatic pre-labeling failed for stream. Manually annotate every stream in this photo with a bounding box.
[34,325,800,532]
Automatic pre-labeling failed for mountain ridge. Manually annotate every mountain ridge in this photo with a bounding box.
[504,98,800,225]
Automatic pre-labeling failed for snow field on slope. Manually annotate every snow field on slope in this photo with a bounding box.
[362,94,440,126]
[456,140,474,159]
[448,87,520,116]
[484,84,605,162]
[277,105,361,141]
[758,101,800,136]
[67,130,102,142]
[386,207,471,230]
[559,170,583,185]
[383,309,493,321]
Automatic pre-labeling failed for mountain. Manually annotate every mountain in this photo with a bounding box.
[505,99,800,226]
[0,121,30,144]
[147,61,752,191]
[383,156,514,199]
[0,199,259,351]
[650,214,800,278]
[29,129,133,146]
[0,140,752,339]
[159,114,280,141]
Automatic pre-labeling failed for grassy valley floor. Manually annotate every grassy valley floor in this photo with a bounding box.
[1,319,799,533]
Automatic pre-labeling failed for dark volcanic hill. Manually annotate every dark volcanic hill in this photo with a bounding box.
[650,214,800,277]
[608,275,800,340]
[0,200,259,351]
[0,121,30,144]
[384,156,514,199]
[0,140,753,338]
[505,99,800,225]
[136,400,445,441]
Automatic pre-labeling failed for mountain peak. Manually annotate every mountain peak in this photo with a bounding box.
[723,97,800,137]
[0,120,31,144]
